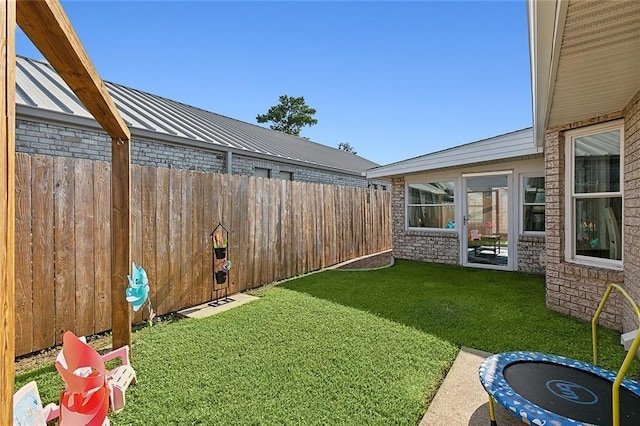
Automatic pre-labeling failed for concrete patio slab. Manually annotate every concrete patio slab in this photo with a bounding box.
[420,347,522,426]
[177,293,259,319]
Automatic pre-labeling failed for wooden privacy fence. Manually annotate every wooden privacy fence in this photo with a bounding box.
[14,153,391,356]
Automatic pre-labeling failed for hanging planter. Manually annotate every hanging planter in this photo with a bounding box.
[215,270,227,284]
[213,233,228,259]
[214,247,227,259]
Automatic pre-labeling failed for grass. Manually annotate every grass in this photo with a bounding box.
[16,288,457,425]
[15,259,638,424]
[281,259,637,372]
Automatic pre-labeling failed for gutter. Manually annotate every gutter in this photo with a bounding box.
[528,0,569,147]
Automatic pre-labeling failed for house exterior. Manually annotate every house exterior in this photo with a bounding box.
[366,128,546,275]
[528,0,640,331]
[368,0,640,332]
[15,55,386,189]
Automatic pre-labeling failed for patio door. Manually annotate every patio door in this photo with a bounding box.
[462,172,513,270]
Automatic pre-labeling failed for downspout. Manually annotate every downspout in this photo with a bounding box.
[227,150,233,174]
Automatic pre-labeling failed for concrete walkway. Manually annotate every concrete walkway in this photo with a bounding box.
[420,347,522,426]
[177,292,259,319]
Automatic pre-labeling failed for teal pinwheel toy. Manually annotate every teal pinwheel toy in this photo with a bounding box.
[126,262,149,312]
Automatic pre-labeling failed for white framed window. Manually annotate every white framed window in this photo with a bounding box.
[565,121,623,268]
[406,181,456,230]
[522,175,545,233]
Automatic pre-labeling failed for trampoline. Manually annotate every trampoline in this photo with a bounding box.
[478,284,640,426]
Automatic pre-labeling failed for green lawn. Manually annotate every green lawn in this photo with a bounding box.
[16,288,457,425]
[281,259,635,371]
[15,259,638,424]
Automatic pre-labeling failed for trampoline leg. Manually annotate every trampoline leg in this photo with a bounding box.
[488,396,497,426]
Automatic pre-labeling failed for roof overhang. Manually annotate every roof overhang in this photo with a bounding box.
[366,128,539,179]
[528,0,640,146]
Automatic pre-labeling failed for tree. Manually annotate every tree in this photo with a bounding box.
[256,95,318,136]
[337,142,357,154]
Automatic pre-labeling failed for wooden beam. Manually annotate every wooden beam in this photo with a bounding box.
[16,0,132,350]
[111,138,131,349]
[16,0,130,141]
[1,0,16,423]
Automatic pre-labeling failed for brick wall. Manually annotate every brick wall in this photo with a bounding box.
[16,119,226,172]
[544,111,625,330]
[16,118,385,189]
[623,88,640,333]
[232,154,389,188]
[391,177,549,272]
[517,235,546,275]
[390,177,459,264]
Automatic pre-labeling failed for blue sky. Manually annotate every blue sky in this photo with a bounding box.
[16,0,532,166]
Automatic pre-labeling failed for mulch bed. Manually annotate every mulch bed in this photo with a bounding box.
[336,251,394,270]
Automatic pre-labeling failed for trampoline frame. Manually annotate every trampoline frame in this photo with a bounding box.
[479,283,640,426]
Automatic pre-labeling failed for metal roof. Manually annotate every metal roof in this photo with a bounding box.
[366,128,540,179]
[15,55,378,175]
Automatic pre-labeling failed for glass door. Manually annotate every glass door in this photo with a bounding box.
[463,173,512,270]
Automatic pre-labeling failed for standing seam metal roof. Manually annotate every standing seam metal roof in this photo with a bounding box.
[15,55,378,174]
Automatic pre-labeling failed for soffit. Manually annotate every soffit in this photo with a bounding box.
[548,0,640,128]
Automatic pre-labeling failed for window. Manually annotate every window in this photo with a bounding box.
[566,122,623,266]
[255,167,270,178]
[407,182,455,229]
[523,176,545,232]
[280,171,293,181]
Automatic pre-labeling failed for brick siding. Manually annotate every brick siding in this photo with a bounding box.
[623,88,640,333]
[544,111,626,330]
[391,176,551,273]
[517,235,546,275]
[16,118,386,189]
[391,177,460,265]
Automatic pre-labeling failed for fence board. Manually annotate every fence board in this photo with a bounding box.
[15,154,32,355]
[31,155,54,350]
[276,180,288,282]
[180,170,193,308]
[155,167,170,315]
[202,173,214,302]
[330,186,339,265]
[74,159,95,337]
[131,166,143,324]
[245,177,257,289]
[168,168,182,313]
[282,180,292,279]
[15,153,392,356]
[314,184,323,271]
[268,179,279,283]
[54,157,76,344]
[191,171,205,306]
[94,161,111,333]
[235,177,249,293]
[229,176,242,295]
[259,178,269,286]
[141,166,157,320]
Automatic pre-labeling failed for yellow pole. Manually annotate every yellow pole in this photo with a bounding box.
[488,396,498,426]
[591,283,640,426]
